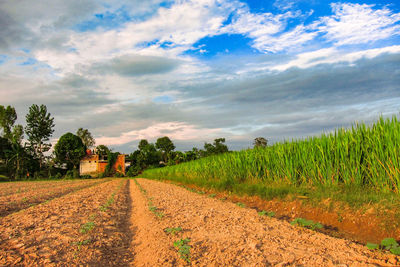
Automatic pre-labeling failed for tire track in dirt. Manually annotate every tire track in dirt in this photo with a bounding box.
[134,178,399,266]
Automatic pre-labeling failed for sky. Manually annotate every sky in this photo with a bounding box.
[1,0,399,152]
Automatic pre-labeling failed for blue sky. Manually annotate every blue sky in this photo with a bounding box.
[0,0,399,152]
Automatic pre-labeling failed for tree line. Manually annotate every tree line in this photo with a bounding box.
[0,104,268,180]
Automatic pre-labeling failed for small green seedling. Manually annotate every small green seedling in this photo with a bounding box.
[155,212,165,219]
[165,227,182,235]
[366,238,400,256]
[291,218,323,230]
[208,193,216,198]
[100,194,115,211]
[88,214,97,221]
[79,221,95,234]
[149,206,157,212]
[236,202,245,208]
[74,239,91,250]
[173,238,191,263]
[258,210,275,217]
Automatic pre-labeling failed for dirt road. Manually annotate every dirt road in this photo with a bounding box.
[130,178,399,266]
[0,178,398,266]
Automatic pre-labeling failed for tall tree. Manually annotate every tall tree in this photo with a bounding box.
[11,125,24,144]
[204,138,229,156]
[25,104,55,170]
[96,145,110,157]
[0,105,17,140]
[253,137,268,148]
[155,136,175,163]
[138,139,149,151]
[54,133,86,170]
[7,124,26,178]
[76,128,95,148]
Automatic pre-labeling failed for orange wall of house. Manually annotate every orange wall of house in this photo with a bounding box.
[98,162,107,173]
[98,155,125,174]
[115,155,125,174]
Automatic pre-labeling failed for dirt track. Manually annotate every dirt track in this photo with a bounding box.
[131,178,399,266]
[0,178,399,266]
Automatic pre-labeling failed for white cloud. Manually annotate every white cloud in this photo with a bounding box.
[273,0,296,11]
[271,45,400,71]
[96,122,221,146]
[252,24,318,53]
[32,0,243,75]
[318,3,400,46]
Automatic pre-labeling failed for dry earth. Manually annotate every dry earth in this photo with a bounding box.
[0,178,399,266]
[132,178,399,266]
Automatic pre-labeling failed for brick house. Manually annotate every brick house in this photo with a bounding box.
[79,150,126,177]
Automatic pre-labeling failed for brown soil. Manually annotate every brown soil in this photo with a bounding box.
[172,182,400,245]
[128,179,179,266]
[0,179,130,266]
[133,178,399,266]
[0,180,69,197]
[0,178,399,266]
[0,179,108,217]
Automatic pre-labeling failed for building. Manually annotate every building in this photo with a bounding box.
[79,150,126,177]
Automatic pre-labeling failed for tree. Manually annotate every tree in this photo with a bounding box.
[253,137,268,148]
[0,105,17,140]
[54,133,86,170]
[11,125,24,144]
[25,104,55,170]
[5,140,28,179]
[138,139,149,151]
[5,124,26,178]
[204,138,229,156]
[185,147,200,161]
[172,151,186,164]
[137,143,161,168]
[155,136,175,163]
[76,128,95,148]
[0,137,11,160]
[96,145,110,157]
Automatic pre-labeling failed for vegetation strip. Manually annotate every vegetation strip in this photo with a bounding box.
[133,178,165,219]
[134,178,194,264]
[141,116,400,203]
[74,180,126,255]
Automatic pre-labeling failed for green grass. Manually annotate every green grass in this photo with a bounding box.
[141,116,400,210]
[258,210,275,217]
[367,238,400,256]
[236,202,245,208]
[291,218,323,230]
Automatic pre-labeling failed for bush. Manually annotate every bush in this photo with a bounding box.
[115,172,125,178]
[126,166,141,177]
[0,174,9,181]
[64,169,79,179]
